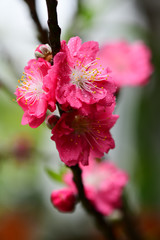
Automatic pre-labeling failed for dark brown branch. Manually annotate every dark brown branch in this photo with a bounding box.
[71,165,117,240]
[45,0,61,57]
[23,0,48,43]
[121,195,145,240]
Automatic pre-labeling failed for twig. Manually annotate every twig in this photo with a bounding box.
[71,165,117,240]
[121,195,145,240]
[45,0,61,57]
[23,0,48,43]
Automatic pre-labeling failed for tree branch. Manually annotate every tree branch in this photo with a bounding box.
[121,195,145,240]
[45,0,61,57]
[23,0,48,43]
[71,165,117,240]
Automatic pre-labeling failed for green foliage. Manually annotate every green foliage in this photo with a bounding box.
[0,90,43,143]
[78,3,95,23]
[0,160,38,210]
[45,166,67,183]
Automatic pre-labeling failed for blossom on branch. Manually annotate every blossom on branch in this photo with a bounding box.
[53,36,116,110]
[15,58,56,128]
[51,103,118,166]
[64,159,128,215]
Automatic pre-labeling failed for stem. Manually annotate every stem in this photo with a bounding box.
[23,0,48,43]
[121,195,145,240]
[45,0,61,57]
[71,165,117,240]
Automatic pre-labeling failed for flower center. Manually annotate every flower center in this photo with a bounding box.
[70,58,109,94]
[17,69,45,105]
[72,115,90,134]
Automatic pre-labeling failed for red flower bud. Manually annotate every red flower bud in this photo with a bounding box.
[51,188,76,213]
[45,114,60,129]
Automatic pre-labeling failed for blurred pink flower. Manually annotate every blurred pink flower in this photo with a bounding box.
[15,58,56,128]
[54,36,116,110]
[64,159,128,216]
[51,188,76,212]
[51,104,118,166]
[98,41,153,88]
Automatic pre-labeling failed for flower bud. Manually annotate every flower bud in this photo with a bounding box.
[45,114,60,129]
[35,44,52,62]
[51,189,76,212]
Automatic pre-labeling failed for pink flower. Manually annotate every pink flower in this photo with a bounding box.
[64,159,128,216]
[51,104,118,166]
[15,58,56,128]
[98,41,153,88]
[53,36,116,110]
[50,188,76,212]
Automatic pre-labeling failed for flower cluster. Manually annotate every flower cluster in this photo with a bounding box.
[15,37,152,215]
[15,37,118,166]
[51,158,128,215]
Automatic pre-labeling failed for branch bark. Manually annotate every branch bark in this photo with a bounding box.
[23,0,48,43]
[121,195,145,240]
[45,0,61,57]
[71,165,117,240]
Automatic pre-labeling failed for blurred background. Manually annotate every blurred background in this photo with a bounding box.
[0,0,160,239]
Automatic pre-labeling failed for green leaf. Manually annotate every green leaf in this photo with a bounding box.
[45,168,64,183]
